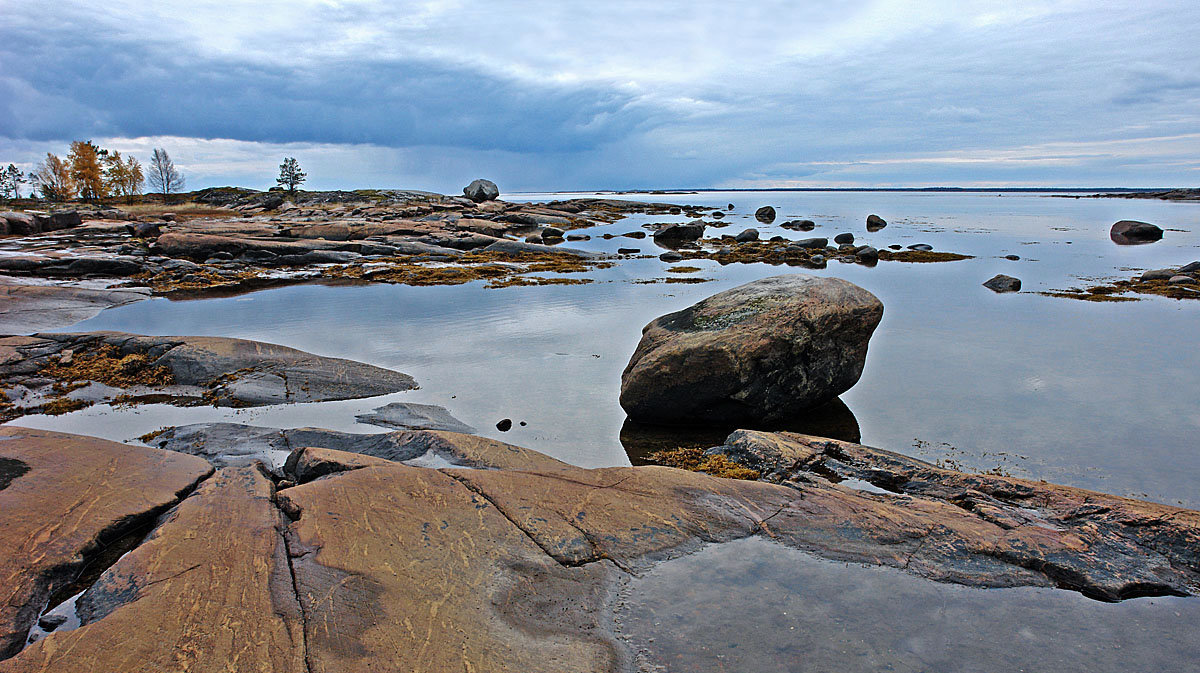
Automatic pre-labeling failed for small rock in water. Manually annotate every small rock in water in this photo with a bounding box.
[622,231,647,239]
[808,254,826,266]
[659,251,684,262]
[834,233,855,244]
[781,219,816,231]
[983,274,1022,293]
[866,214,887,231]
[711,211,725,219]
[1005,254,1020,261]
[907,244,933,251]
[652,222,705,241]
[496,418,513,432]
[565,233,589,241]
[541,226,564,239]
[38,614,68,631]
[754,206,776,223]
[888,244,902,250]
[855,246,879,264]
[1141,268,1177,281]
[727,203,735,210]
[617,247,641,255]
[735,228,759,242]
[1110,220,1163,244]
[794,237,828,249]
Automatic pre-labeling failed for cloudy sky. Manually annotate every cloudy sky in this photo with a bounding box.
[2,0,1198,192]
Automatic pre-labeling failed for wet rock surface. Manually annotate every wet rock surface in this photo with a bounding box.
[620,274,884,425]
[354,402,475,433]
[0,282,150,333]
[983,274,1022,293]
[0,331,415,422]
[0,427,211,659]
[0,426,1197,671]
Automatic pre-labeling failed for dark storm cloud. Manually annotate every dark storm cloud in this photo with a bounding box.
[0,23,647,153]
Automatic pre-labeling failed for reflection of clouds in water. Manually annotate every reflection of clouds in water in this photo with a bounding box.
[36,193,1200,502]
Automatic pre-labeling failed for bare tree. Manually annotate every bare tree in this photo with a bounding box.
[276,157,306,194]
[148,148,185,203]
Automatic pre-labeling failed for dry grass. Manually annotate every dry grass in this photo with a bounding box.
[120,202,238,220]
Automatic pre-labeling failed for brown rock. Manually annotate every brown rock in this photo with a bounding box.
[620,274,883,424]
[0,427,212,658]
[3,466,305,673]
[278,463,622,673]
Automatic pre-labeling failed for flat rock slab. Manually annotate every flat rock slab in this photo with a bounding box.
[3,466,305,673]
[147,422,568,471]
[709,430,1200,600]
[354,402,475,433]
[3,428,1197,671]
[0,427,212,659]
[0,282,149,334]
[0,332,416,420]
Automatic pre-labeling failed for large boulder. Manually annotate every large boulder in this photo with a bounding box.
[463,178,500,202]
[652,221,705,242]
[620,274,883,425]
[1110,220,1163,244]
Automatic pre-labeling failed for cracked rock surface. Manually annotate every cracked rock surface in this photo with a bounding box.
[0,426,1197,671]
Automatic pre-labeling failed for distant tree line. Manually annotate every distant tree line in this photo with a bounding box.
[1,142,185,204]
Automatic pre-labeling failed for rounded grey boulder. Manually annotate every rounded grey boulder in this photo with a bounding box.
[619,274,883,425]
[983,274,1022,293]
[755,206,777,223]
[463,179,500,203]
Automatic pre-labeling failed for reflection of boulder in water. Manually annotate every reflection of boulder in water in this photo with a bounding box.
[621,397,860,465]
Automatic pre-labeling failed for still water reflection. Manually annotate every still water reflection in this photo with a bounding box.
[10,191,1199,506]
[618,536,1200,673]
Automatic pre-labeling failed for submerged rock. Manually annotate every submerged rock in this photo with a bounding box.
[781,219,816,231]
[1110,220,1163,244]
[620,274,883,425]
[983,274,1022,293]
[355,402,475,434]
[463,179,500,202]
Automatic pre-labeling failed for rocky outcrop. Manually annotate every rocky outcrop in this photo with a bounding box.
[706,430,1200,600]
[0,332,416,421]
[1110,220,1163,244]
[2,427,1198,671]
[0,427,212,659]
[463,178,500,202]
[620,275,883,425]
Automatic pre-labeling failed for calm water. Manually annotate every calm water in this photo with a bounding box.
[617,536,1200,673]
[10,191,1200,507]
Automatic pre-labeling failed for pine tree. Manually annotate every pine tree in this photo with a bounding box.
[276,157,306,194]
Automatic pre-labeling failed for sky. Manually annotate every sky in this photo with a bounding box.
[1,0,1199,192]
